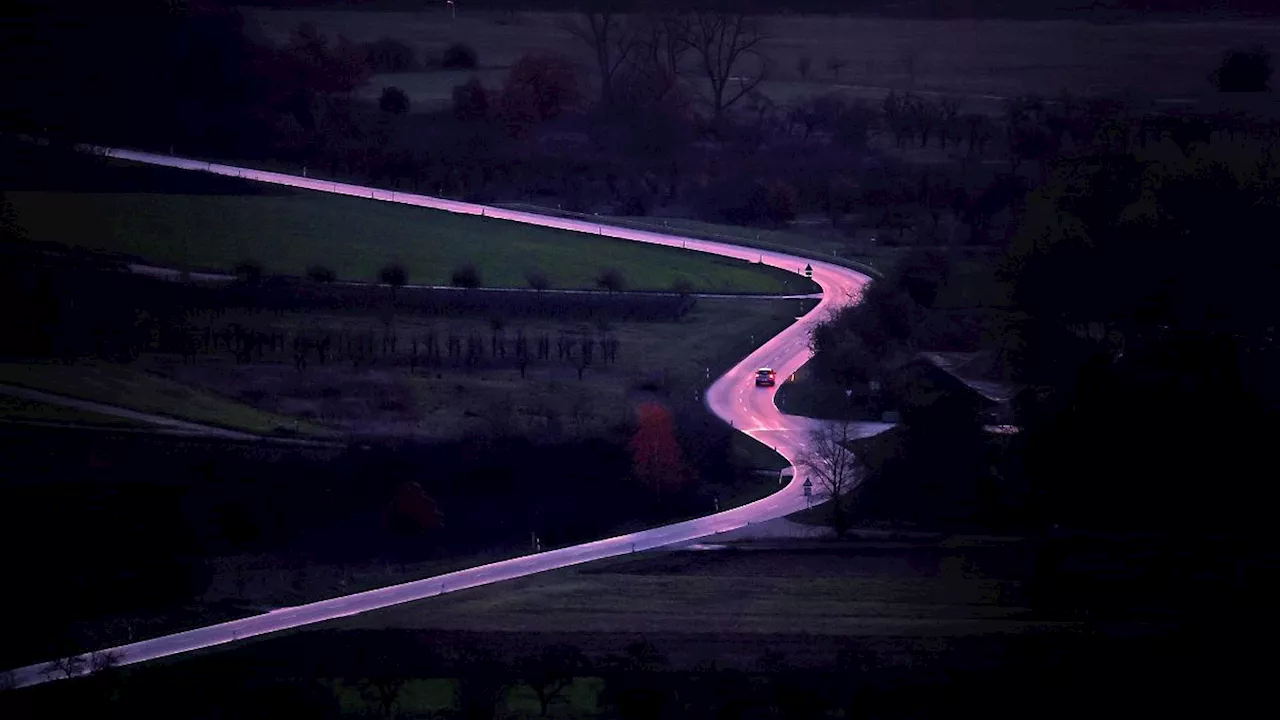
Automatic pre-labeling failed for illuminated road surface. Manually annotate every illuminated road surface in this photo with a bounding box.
[5,147,888,688]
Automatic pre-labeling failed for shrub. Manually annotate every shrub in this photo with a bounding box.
[307,265,336,283]
[699,178,795,226]
[379,262,408,289]
[500,53,581,128]
[596,268,626,294]
[379,86,411,115]
[363,37,417,73]
[233,260,263,285]
[761,180,799,225]
[825,175,860,221]
[451,263,482,289]
[452,78,489,121]
[441,42,478,70]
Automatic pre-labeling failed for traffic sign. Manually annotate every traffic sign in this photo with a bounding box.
[804,263,813,278]
[802,478,813,497]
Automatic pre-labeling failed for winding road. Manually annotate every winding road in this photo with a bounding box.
[4,147,890,689]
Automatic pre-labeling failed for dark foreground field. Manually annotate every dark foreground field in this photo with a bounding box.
[0,414,783,671]
[5,536,1272,718]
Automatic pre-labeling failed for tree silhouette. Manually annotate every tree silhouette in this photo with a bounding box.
[1001,138,1280,533]
[452,78,490,121]
[1211,47,1272,92]
[451,263,482,289]
[563,10,640,104]
[378,262,408,300]
[798,420,867,537]
[628,402,690,500]
[519,644,588,717]
[234,260,263,285]
[499,53,581,135]
[671,276,694,297]
[382,481,443,536]
[307,264,336,283]
[442,42,478,70]
[378,86,410,115]
[596,267,627,294]
[526,268,551,292]
[363,36,418,73]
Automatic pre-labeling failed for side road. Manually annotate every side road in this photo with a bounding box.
[0,384,341,447]
[125,263,822,300]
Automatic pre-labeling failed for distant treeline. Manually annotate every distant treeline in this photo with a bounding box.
[221,0,1280,19]
[0,239,691,363]
[0,420,737,666]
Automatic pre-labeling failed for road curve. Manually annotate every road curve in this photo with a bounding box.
[4,147,888,689]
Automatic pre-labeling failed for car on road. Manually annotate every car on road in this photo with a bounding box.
[755,367,777,387]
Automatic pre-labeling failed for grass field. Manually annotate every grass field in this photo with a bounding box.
[249,8,1280,114]
[499,204,888,278]
[0,362,332,436]
[56,537,1065,718]
[344,541,1047,642]
[4,185,811,295]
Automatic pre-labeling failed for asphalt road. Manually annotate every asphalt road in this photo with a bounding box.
[4,146,890,689]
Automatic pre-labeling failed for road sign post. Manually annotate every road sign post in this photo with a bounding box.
[803,478,813,508]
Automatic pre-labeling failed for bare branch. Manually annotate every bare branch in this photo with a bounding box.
[685,12,768,115]
[89,650,121,675]
[798,420,868,536]
[623,11,691,106]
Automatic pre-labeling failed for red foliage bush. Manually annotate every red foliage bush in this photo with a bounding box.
[628,402,691,500]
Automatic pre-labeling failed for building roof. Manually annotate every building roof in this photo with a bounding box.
[915,351,1019,405]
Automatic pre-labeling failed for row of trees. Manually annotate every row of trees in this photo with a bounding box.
[243,256,635,296]
[1,413,737,662]
[0,231,701,368]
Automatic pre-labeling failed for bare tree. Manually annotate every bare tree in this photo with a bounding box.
[798,420,868,537]
[379,262,408,300]
[596,267,627,294]
[360,671,409,717]
[686,12,768,116]
[520,644,588,717]
[526,268,550,292]
[43,654,87,680]
[88,650,121,675]
[796,55,812,78]
[564,10,640,104]
[625,11,691,106]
